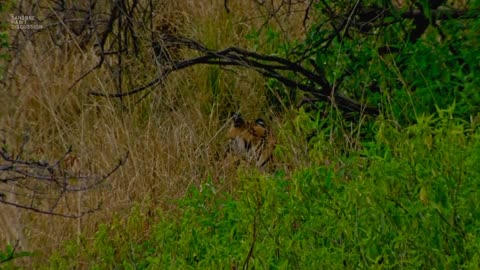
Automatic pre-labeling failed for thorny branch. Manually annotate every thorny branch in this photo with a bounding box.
[0,142,128,218]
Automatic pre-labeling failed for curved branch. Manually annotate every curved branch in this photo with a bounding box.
[90,35,378,115]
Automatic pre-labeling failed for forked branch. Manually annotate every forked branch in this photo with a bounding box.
[0,142,128,218]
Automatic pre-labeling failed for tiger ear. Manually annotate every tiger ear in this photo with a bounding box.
[255,118,265,127]
[232,113,245,128]
[252,118,267,138]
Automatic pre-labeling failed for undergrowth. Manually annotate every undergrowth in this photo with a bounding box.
[42,110,480,269]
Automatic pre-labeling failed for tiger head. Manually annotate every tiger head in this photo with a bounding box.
[225,113,276,169]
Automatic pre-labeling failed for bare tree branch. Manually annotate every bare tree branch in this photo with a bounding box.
[0,140,128,218]
[90,35,379,115]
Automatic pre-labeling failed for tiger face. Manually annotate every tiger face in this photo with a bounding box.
[225,113,276,169]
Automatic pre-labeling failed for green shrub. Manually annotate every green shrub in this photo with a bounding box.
[0,0,12,80]
[0,244,32,269]
[45,110,480,269]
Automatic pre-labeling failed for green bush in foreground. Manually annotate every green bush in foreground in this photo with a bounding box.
[46,111,479,269]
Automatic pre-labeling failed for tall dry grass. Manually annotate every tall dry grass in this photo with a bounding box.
[0,0,312,265]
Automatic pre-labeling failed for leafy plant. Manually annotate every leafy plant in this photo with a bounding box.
[0,0,12,79]
[0,242,32,269]
[45,110,480,269]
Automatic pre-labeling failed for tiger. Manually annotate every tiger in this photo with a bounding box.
[224,113,276,169]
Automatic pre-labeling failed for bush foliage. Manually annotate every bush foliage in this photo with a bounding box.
[47,110,480,269]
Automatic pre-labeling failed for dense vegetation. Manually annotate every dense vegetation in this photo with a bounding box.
[48,111,480,269]
[1,0,479,269]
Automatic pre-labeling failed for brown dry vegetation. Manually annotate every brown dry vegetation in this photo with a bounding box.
[1,0,315,264]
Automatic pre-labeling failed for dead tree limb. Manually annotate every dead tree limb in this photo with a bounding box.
[90,36,379,116]
[0,142,128,218]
